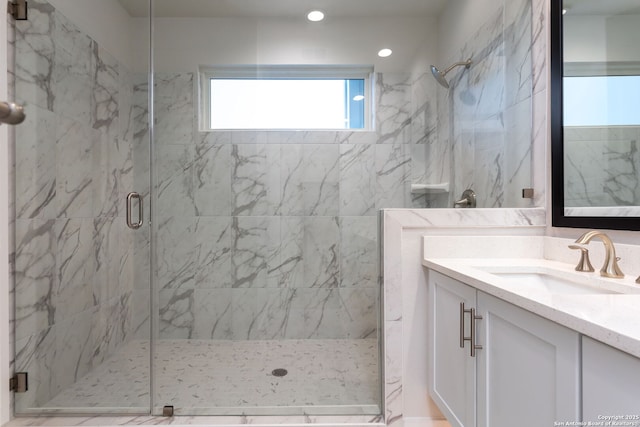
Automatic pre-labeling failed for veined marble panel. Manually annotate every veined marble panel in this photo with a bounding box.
[339,216,378,289]
[193,143,232,216]
[375,144,410,209]
[55,117,96,218]
[14,104,56,220]
[376,73,411,146]
[504,0,533,107]
[231,143,282,216]
[339,144,376,216]
[154,73,195,145]
[14,0,55,111]
[52,13,92,127]
[14,219,56,341]
[277,144,340,216]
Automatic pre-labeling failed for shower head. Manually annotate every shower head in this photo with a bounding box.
[430,59,472,89]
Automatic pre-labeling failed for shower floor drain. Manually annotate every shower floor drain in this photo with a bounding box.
[271,368,288,377]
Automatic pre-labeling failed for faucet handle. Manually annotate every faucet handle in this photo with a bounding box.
[568,245,595,272]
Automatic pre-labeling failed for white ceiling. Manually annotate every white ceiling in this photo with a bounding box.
[118,0,448,18]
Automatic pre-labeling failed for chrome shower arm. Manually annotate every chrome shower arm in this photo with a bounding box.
[442,59,473,77]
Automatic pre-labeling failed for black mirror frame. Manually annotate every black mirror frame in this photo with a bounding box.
[550,0,640,231]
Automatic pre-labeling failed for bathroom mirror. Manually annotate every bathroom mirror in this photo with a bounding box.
[552,0,640,230]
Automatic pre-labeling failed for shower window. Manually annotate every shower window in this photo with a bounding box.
[200,66,371,130]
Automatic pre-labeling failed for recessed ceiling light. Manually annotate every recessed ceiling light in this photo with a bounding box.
[307,10,325,22]
[353,95,365,101]
[378,48,393,58]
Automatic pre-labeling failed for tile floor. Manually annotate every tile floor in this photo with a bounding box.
[43,338,380,415]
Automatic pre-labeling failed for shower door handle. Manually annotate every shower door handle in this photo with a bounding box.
[0,101,25,125]
[126,192,143,229]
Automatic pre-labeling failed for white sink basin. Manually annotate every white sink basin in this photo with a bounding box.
[485,271,620,295]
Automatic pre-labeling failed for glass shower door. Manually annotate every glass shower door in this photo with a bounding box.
[12,0,152,414]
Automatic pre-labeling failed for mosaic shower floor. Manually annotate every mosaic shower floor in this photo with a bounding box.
[44,339,380,415]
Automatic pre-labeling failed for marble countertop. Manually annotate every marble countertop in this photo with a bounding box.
[422,256,640,359]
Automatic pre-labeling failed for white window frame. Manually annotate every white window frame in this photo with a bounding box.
[198,65,374,131]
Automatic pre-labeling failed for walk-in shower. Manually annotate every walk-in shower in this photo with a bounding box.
[8,0,428,417]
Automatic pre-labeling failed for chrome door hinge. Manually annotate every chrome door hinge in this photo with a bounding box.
[8,0,28,20]
[9,372,28,393]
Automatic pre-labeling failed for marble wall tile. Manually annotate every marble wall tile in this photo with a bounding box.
[14,219,56,341]
[193,143,232,216]
[603,139,640,206]
[230,216,281,288]
[55,117,96,218]
[504,99,533,208]
[302,217,340,289]
[339,145,376,216]
[439,2,534,209]
[273,216,304,288]
[231,288,294,340]
[504,0,533,107]
[156,216,197,290]
[376,73,411,146]
[156,144,196,217]
[231,143,281,216]
[277,144,340,216]
[54,219,95,323]
[154,73,195,146]
[92,132,125,218]
[14,0,55,111]
[285,289,343,339]
[199,130,231,145]
[564,139,611,207]
[131,288,150,340]
[410,72,438,146]
[192,289,233,339]
[193,217,233,288]
[564,126,640,207]
[52,308,95,394]
[338,288,378,339]
[159,288,195,339]
[473,126,505,208]
[375,144,410,209]
[92,42,119,135]
[91,292,132,365]
[14,104,56,220]
[14,327,56,410]
[339,217,378,289]
[52,14,92,126]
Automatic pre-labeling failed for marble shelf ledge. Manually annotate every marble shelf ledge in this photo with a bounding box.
[410,183,449,194]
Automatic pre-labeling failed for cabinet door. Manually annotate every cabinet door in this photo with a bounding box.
[476,293,580,427]
[428,271,477,427]
[583,336,640,420]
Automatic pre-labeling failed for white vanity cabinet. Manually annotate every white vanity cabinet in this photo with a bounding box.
[428,271,477,427]
[428,271,581,427]
[582,337,640,420]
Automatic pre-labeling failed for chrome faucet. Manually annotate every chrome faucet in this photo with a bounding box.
[574,231,624,279]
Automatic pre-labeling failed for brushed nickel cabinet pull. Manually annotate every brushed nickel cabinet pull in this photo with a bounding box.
[460,302,466,348]
[461,303,483,357]
[470,308,483,357]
